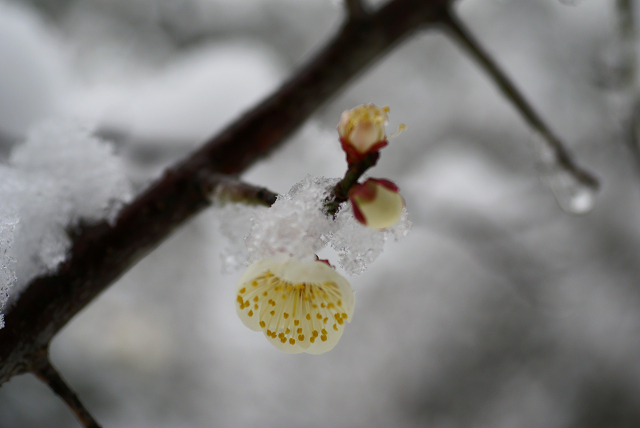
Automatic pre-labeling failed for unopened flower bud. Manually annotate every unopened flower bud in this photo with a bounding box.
[349,178,404,230]
[338,104,389,163]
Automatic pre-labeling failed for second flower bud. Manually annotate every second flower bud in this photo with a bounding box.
[349,178,404,230]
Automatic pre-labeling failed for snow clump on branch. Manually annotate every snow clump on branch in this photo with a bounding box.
[0,120,132,328]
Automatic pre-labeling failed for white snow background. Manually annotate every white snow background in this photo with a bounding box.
[2,0,640,427]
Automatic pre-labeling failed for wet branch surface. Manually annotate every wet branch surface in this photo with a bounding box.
[0,0,601,424]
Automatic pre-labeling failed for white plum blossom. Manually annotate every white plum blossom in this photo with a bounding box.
[236,257,354,354]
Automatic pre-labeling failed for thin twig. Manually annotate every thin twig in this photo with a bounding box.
[31,351,102,428]
[442,9,599,190]
[325,152,380,216]
[208,174,278,206]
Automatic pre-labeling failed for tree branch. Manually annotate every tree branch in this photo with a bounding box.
[207,175,278,206]
[0,0,450,383]
[441,9,600,191]
[325,152,381,216]
[345,0,367,19]
[32,350,102,428]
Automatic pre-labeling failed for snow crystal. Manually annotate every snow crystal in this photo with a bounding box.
[0,120,132,327]
[214,203,267,274]
[245,176,339,263]
[332,204,411,275]
[0,209,18,329]
[242,176,410,275]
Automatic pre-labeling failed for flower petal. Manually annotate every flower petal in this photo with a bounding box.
[235,257,355,354]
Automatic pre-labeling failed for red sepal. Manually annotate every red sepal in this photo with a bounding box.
[315,256,333,268]
[340,137,388,165]
[350,196,367,225]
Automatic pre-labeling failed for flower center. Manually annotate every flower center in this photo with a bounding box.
[237,270,348,348]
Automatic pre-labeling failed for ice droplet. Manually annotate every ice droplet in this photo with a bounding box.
[543,167,598,215]
[532,132,598,215]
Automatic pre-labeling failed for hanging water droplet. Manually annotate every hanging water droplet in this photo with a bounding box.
[543,167,598,215]
[531,132,599,215]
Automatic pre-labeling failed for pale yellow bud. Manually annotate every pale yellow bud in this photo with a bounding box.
[350,179,404,230]
[338,104,389,154]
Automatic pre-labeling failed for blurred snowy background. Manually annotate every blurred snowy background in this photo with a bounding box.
[2,0,640,427]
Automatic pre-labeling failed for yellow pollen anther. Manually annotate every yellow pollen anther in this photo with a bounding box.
[235,258,355,354]
[342,313,348,319]
[388,123,406,140]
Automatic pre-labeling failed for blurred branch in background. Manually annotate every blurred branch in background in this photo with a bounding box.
[443,11,599,193]
[613,0,640,178]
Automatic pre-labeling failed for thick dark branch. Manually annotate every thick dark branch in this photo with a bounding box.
[32,351,102,428]
[0,0,450,383]
[345,0,367,19]
[442,9,600,190]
